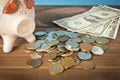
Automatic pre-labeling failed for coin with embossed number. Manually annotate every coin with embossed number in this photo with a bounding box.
[26,59,42,68]
[49,63,64,74]
[91,46,104,55]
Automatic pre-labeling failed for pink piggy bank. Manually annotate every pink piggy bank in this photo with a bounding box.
[0,0,36,53]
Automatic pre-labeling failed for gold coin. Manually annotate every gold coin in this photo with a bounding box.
[80,61,95,70]
[49,63,64,74]
[46,52,57,61]
[26,59,42,68]
[80,42,93,52]
[60,57,74,69]
[61,51,73,57]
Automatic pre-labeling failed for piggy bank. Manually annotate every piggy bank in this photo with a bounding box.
[0,0,36,53]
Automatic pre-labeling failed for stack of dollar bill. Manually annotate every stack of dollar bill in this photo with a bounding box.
[53,5,120,39]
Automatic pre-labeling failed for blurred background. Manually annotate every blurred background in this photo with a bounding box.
[34,0,120,5]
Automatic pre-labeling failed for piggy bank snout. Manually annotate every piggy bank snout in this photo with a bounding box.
[15,17,35,37]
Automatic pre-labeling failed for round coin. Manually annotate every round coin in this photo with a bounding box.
[26,59,42,68]
[73,57,80,65]
[46,52,57,61]
[91,46,104,55]
[65,40,79,48]
[80,61,95,70]
[31,53,43,59]
[59,35,69,42]
[60,57,75,69]
[49,63,64,74]
[34,31,47,36]
[95,37,109,44]
[78,52,92,60]
[80,42,93,52]
[82,37,95,43]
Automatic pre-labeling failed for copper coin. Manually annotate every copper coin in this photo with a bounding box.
[80,61,95,70]
[80,42,93,52]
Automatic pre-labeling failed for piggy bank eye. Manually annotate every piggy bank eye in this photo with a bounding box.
[2,0,18,14]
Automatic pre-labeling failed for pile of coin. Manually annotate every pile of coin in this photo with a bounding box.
[25,28,109,74]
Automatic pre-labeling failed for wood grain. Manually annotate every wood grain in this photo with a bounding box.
[0,6,120,80]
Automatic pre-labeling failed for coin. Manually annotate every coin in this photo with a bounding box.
[36,43,50,52]
[65,40,79,48]
[49,63,64,74]
[91,46,104,55]
[82,37,95,43]
[59,35,69,42]
[65,45,80,51]
[26,59,42,68]
[31,53,43,59]
[61,51,73,57]
[95,43,109,49]
[34,31,47,36]
[46,52,57,61]
[80,61,95,70]
[55,30,66,36]
[60,57,75,69]
[78,52,92,60]
[65,32,78,38]
[71,37,82,43]
[25,42,36,50]
[46,40,59,47]
[80,42,93,52]
[95,37,109,44]
[73,57,80,65]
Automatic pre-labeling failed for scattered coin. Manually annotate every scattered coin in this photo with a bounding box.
[46,52,57,61]
[34,31,47,36]
[59,35,69,42]
[82,37,95,43]
[60,57,75,69]
[95,37,109,44]
[80,61,95,70]
[31,53,43,59]
[78,52,92,60]
[91,46,104,55]
[80,42,93,52]
[73,57,80,65]
[49,63,64,74]
[26,59,42,68]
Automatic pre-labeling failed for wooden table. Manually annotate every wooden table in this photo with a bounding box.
[0,6,120,80]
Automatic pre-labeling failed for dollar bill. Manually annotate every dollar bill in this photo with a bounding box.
[53,5,120,39]
[101,18,120,39]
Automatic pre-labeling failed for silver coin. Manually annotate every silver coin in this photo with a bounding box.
[36,43,50,52]
[46,40,59,47]
[34,31,47,36]
[91,46,104,55]
[65,45,79,51]
[31,53,43,59]
[65,32,78,38]
[55,30,66,36]
[66,40,79,48]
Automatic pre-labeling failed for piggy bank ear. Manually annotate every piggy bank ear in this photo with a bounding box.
[20,0,34,9]
[2,0,18,14]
